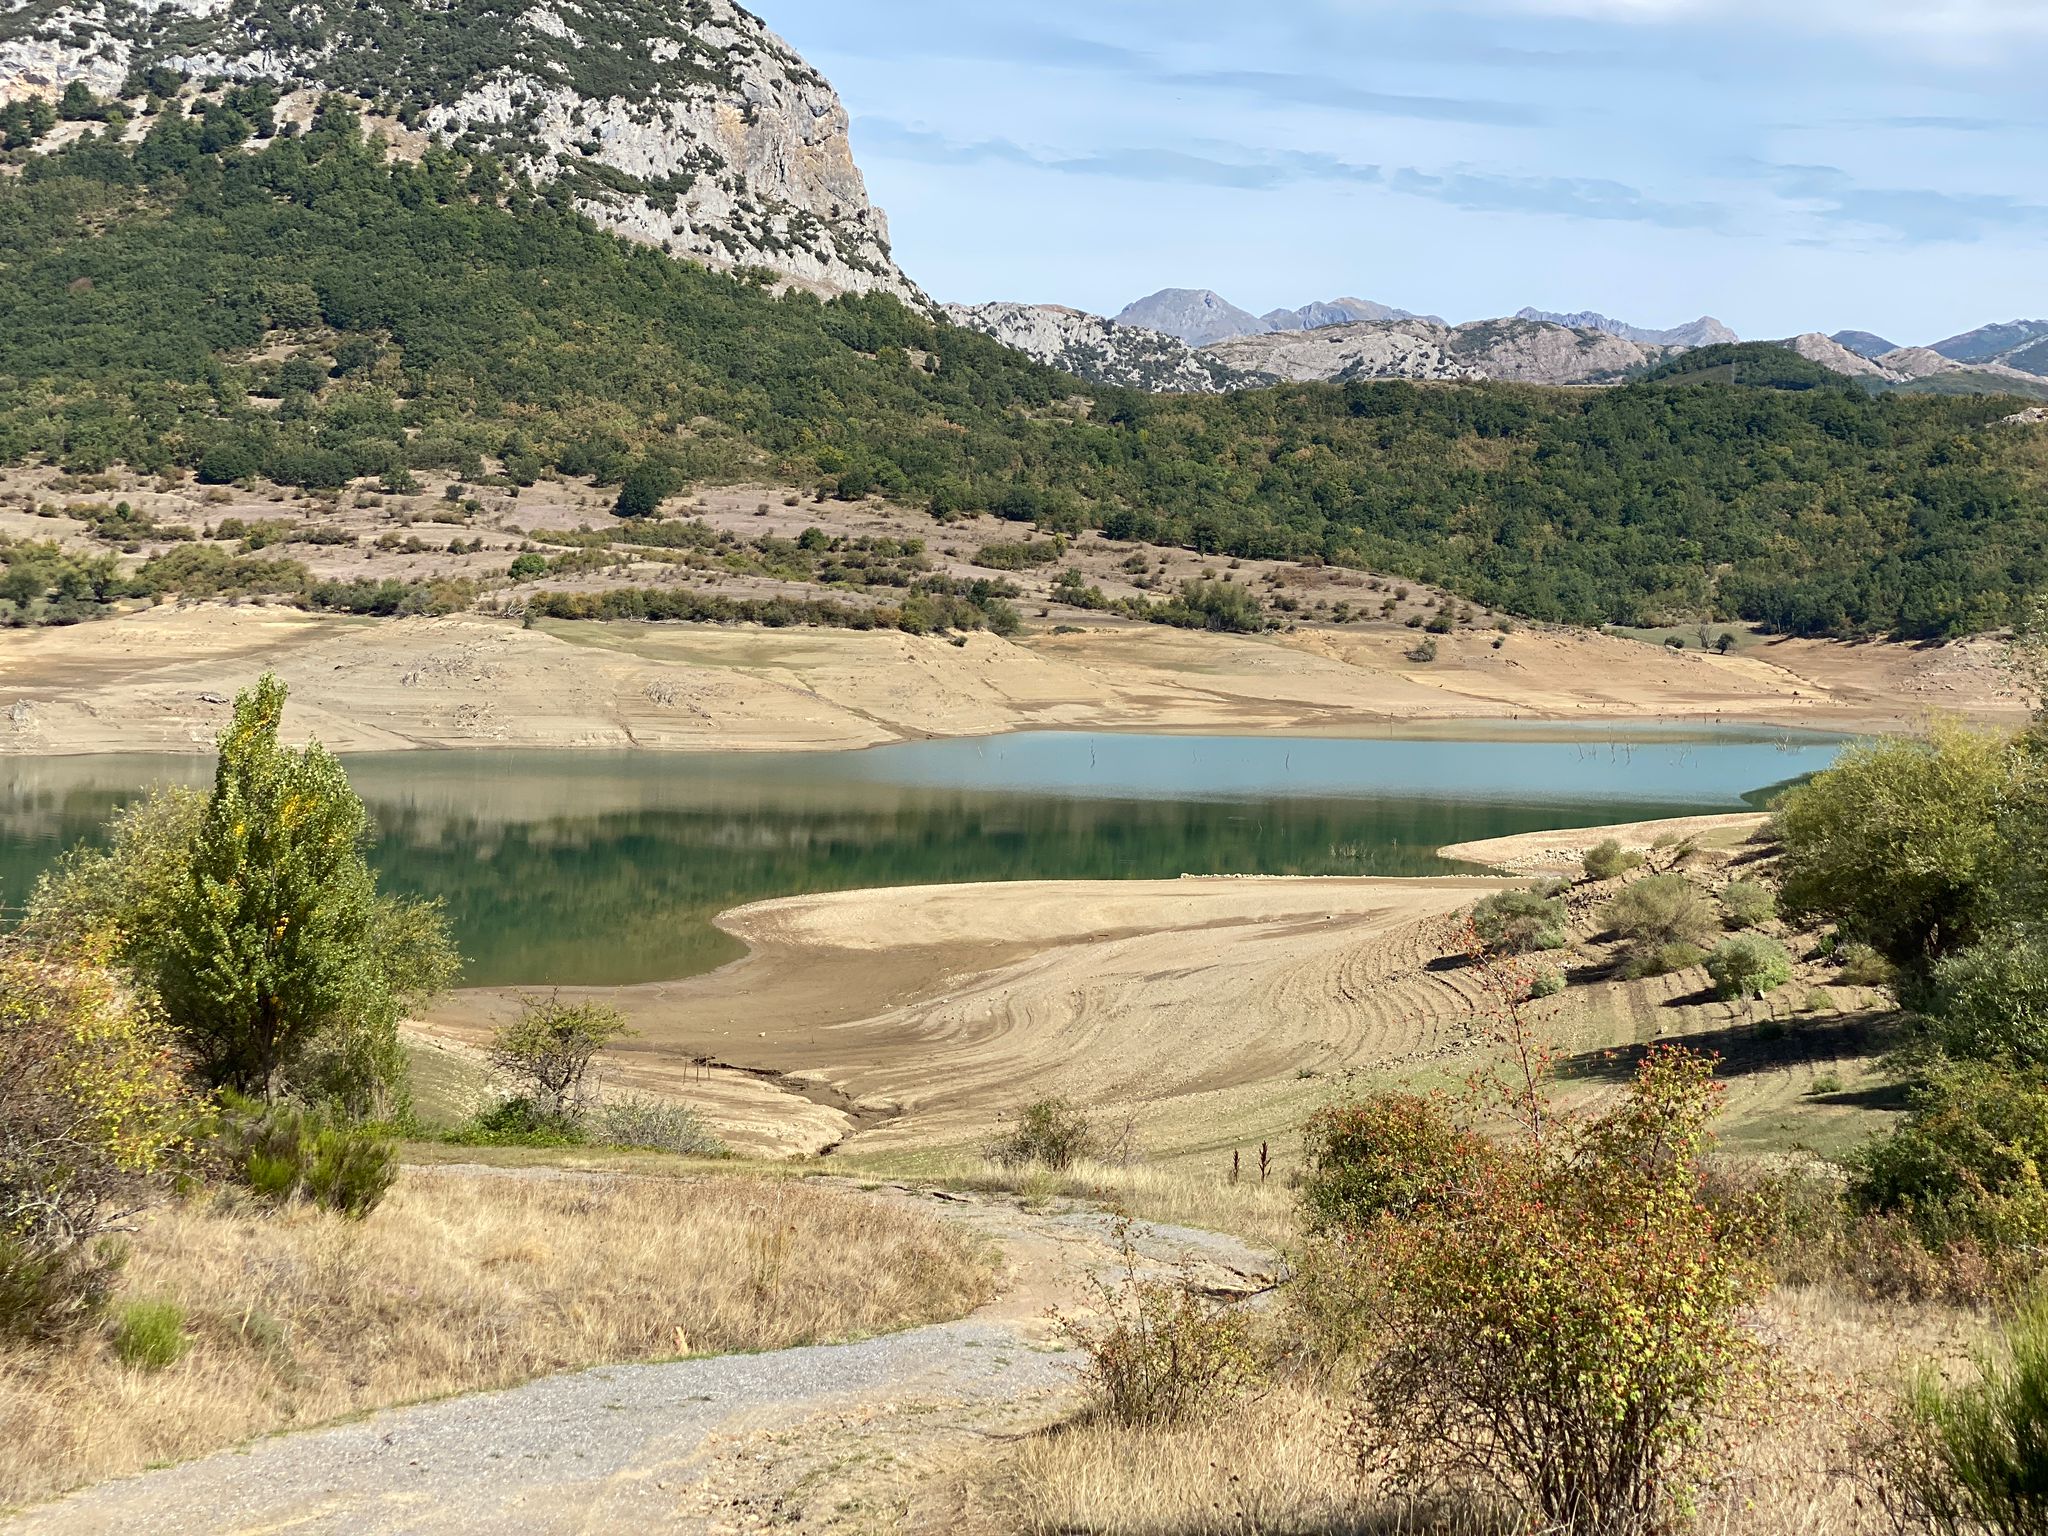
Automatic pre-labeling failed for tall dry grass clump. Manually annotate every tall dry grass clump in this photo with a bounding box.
[0,1170,991,1508]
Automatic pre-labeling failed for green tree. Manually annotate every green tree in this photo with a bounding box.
[613,462,675,519]
[151,677,456,1111]
[1775,725,2019,978]
[486,995,630,1119]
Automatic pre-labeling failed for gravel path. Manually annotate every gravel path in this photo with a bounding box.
[6,1186,1278,1536]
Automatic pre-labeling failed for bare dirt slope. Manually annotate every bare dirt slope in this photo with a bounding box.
[422,844,1887,1166]
[0,602,2027,757]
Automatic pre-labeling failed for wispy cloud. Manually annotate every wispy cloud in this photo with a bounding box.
[1762,161,2048,242]
[860,118,1725,230]
[1425,0,2048,42]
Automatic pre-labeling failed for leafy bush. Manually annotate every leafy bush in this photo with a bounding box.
[1470,890,1569,954]
[1582,838,1645,881]
[1719,878,1777,929]
[1620,941,1708,981]
[1850,1064,2048,1256]
[1306,1047,1771,1533]
[1705,935,1794,1000]
[588,1095,724,1156]
[1300,1094,1484,1235]
[1836,941,1897,988]
[1602,873,1717,949]
[1774,725,2017,977]
[112,1299,190,1371]
[1061,1218,1258,1425]
[986,1096,1095,1171]
[1930,938,2048,1069]
[1882,1292,2048,1535]
[215,1094,395,1219]
[446,1095,587,1147]
[1528,969,1567,999]
[0,946,196,1340]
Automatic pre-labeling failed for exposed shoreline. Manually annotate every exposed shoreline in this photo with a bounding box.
[0,605,2031,760]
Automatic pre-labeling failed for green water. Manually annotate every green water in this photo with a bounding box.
[0,728,1841,987]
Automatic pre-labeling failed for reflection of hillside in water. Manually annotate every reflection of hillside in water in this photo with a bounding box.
[0,728,1844,988]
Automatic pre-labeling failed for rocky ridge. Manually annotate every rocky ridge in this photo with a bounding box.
[1516,308,1736,349]
[0,0,921,303]
[1204,315,1670,387]
[941,303,1260,394]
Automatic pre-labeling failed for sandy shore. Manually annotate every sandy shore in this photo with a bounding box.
[0,604,2031,757]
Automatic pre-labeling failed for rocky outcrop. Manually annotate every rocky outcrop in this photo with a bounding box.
[941,303,1262,393]
[1785,333,1901,381]
[0,0,922,303]
[1204,316,1668,386]
[1517,308,1736,349]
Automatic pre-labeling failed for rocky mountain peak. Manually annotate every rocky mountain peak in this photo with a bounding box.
[0,0,922,304]
[1113,289,1273,347]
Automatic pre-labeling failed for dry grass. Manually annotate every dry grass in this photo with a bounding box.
[850,1153,1302,1250]
[988,1286,1989,1536]
[0,1169,992,1510]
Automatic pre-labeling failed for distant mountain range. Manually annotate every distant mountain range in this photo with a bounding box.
[942,286,2048,400]
[1517,308,1737,350]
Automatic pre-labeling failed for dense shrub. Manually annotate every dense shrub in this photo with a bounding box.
[1620,941,1709,981]
[1775,725,2017,976]
[1529,969,1567,999]
[214,1094,396,1219]
[1719,878,1777,930]
[1930,938,2048,1069]
[1302,1047,1771,1533]
[0,946,196,1340]
[986,1096,1096,1171]
[1602,874,1717,948]
[1705,935,1794,1000]
[446,1095,586,1147]
[1470,890,1569,954]
[1582,838,1645,881]
[1300,1093,1483,1234]
[1836,941,1897,989]
[1850,1065,2048,1255]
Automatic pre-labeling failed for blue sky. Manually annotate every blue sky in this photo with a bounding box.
[763,0,2046,343]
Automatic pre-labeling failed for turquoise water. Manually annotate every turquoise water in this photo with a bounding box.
[0,727,1840,987]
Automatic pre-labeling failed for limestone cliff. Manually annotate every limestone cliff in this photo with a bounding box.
[0,0,921,302]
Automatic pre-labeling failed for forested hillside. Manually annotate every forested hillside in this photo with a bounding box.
[3,99,2045,639]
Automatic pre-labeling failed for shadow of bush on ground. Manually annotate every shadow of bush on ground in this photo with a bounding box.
[1551,1009,1908,1085]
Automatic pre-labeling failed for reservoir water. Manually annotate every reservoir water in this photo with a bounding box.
[0,726,1842,987]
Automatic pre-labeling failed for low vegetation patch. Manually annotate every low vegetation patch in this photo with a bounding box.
[0,1171,990,1507]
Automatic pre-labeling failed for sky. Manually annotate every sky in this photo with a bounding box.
[762,0,2046,344]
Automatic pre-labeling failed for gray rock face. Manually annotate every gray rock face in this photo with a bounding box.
[1261,297,1438,331]
[0,0,921,304]
[1205,316,1669,386]
[1784,332,1901,381]
[1114,289,1274,347]
[941,303,1260,393]
[1516,308,1736,349]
